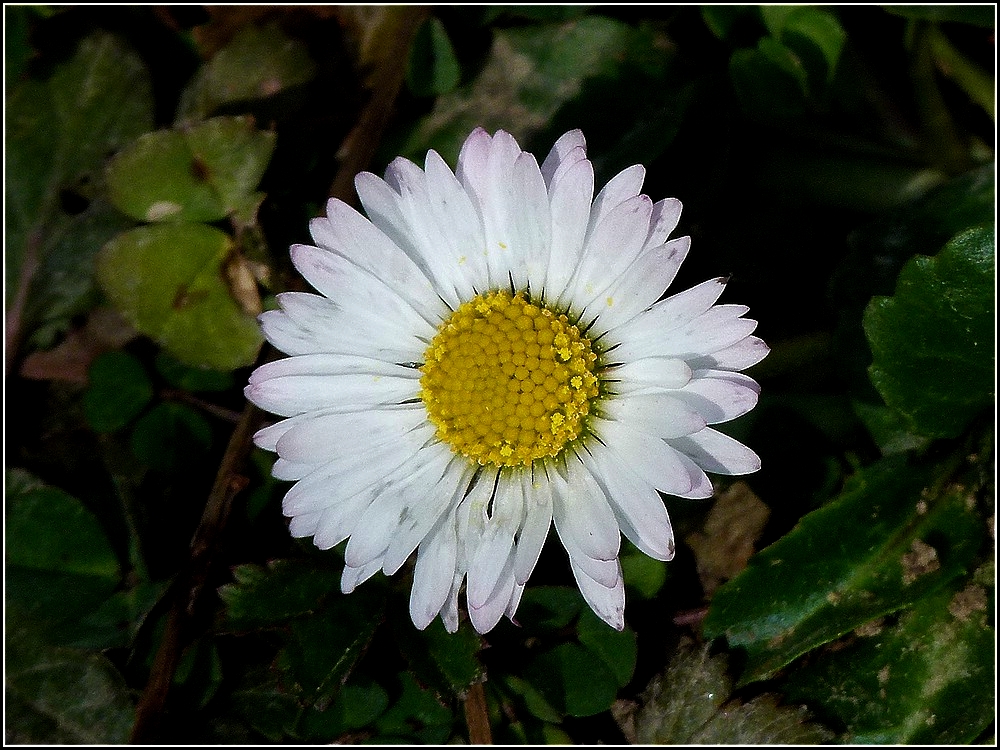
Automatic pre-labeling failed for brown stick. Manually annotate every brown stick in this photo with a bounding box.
[129,403,260,743]
[464,681,493,745]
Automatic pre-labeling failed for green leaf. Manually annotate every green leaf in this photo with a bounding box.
[784,582,994,743]
[864,225,995,439]
[22,200,134,351]
[701,6,758,40]
[407,17,461,97]
[298,681,390,740]
[6,625,134,744]
[515,585,583,631]
[83,351,153,433]
[395,616,483,697]
[703,456,982,683]
[219,559,342,631]
[524,642,620,717]
[5,469,123,649]
[620,541,668,599]
[374,672,453,744]
[397,16,674,169]
[155,351,234,392]
[130,402,212,471]
[633,641,834,744]
[69,580,166,650]
[576,607,637,688]
[6,468,120,583]
[96,223,263,370]
[729,39,808,121]
[852,400,932,455]
[884,5,996,27]
[278,591,385,706]
[175,23,317,123]
[762,6,845,88]
[5,32,152,303]
[106,116,276,224]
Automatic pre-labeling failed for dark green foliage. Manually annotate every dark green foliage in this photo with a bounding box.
[5,5,994,745]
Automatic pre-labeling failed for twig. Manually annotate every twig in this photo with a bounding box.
[464,681,493,745]
[329,6,430,204]
[129,402,261,743]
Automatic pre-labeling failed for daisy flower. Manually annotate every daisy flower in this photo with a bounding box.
[245,128,767,634]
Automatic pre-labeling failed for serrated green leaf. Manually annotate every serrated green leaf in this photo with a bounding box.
[395,616,483,697]
[82,351,153,433]
[96,223,263,370]
[524,642,620,717]
[407,17,461,97]
[374,672,453,744]
[298,681,390,740]
[576,607,637,688]
[106,116,275,224]
[219,559,342,631]
[703,456,983,683]
[69,580,166,650]
[864,225,994,439]
[176,23,317,123]
[785,583,994,743]
[130,402,212,471]
[5,32,152,296]
[634,641,833,744]
[278,591,385,706]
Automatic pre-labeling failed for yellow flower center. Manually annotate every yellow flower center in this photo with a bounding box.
[420,290,600,467]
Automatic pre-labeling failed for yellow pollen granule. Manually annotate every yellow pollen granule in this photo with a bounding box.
[420,290,600,467]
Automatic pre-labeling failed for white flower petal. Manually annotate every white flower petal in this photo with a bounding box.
[589,164,645,233]
[311,200,441,319]
[644,198,683,249]
[550,454,620,563]
[383,461,470,575]
[688,335,770,371]
[602,390,706,439]
[467,473,524,608]
[513,471,553,585]
[570,556,625,631]
[545,156,594,304]
[341,559,382,594]
[584,442,675,561]
[609,277,728,345]
[288,510,323,539]
[343,443,453,568]
[676,370,761,424]
[540,129,586,186]
[592,417,694,497]
[270,457,314,481]
[468,553,517,634]
[567,194,652,312]
[356,168,462,310]
[672,427,762,476]
[410,508,460,630]
[588,236,691,334]
[606,356,693,393]
[275,407,426,465]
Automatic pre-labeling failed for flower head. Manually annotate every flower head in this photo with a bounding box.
[245,128,767,634]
